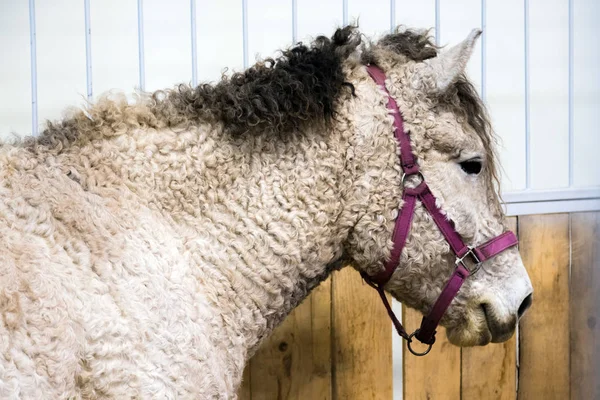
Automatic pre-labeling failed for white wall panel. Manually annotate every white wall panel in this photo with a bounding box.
[144,0,192,91]
[91,0,139,96]
[296,0,341,42]
[573,0,600,187]
[196,0,244,83]
[439,0,482,93]
[529,0,569,189]
[348,0,390,38]
[395,0,436,33]
[36,0,86,127]
[0,1,31,139]
[247,1,292,64]
[0,0,598,198]
[486,0,527,192]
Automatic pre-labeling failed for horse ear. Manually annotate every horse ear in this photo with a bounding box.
[416,29,481,94]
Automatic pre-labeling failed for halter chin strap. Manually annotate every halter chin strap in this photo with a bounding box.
[363,65,519,356]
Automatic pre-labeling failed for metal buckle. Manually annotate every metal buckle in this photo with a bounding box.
[407,330,434,356]
[401,171,424,187]
[455,247,481,275]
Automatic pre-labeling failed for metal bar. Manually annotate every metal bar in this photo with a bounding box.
[292,0,297,44]
[84,0,93,100]
[242,0,248,68]
[524,0,531,189]
[28,0,38,135]
[505,198,600,217]
[137,0,146,91]
[502,187,600,204]
[435,0,440,45]
[481,0,486,101]
[392,299,403,400]
[568,0,574,186]
[343,0,348,26]
[390,0,395,33]
[191,0,198,86]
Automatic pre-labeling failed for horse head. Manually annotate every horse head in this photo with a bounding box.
[342,28,533,347]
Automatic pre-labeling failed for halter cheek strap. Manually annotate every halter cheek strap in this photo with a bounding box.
[363,65,519,356]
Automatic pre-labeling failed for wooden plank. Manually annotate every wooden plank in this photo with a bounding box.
[461,217,518,400]
[570,212,600,400]
[517,214,570,399]
[332,268,392,400]
[248,277,332,400]
[402,306,461,400]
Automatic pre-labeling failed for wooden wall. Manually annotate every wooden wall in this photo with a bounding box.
[238,212,600,400]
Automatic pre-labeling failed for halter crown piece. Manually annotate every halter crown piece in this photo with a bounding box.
[363,65,519,356]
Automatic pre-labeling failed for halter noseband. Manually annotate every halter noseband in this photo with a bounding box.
[363,65,518,356]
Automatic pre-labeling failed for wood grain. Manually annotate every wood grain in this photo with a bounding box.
[403,306,461,400]
[245,277,332,400]
[332,268,392,400]
[570,212,600,400]
[461,216,518,400]
[517,214,570,400]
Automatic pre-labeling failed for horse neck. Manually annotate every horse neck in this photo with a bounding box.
[57,121,359,353]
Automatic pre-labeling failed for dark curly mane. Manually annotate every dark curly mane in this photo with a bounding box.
[158,25,360,136]
[32,25,497,195]
[29,26,360,149]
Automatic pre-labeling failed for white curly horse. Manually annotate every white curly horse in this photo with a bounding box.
[0,26,532,398]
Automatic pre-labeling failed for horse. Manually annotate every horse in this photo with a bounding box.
[0,26,533,398]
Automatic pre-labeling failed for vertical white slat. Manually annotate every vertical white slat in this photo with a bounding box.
[573,0,600,187]
[435,0,440,45]
[438,0,482,93]
[486,0,526,192]
[480,0,486,101]
[524,0,531,188]
[196,0,244,82]
[84,0,92,100]
[138,0,146,91]
[29,0,38,136]
[568,0,573,186]
[529,0,569,189]
[296,0,341,42]
[348,0,390,38]
[247,0,292,65]
[392,299,403,400]
[242,0,249,68]
[292,0,298,43]
[395,0,436,33]
[91,0,138,96]
[190,0,198,86]
[0,1,33,139]
[36,0,86,128]
[343,0,349,26]
[390,0,395,32]
[144,0,192,92]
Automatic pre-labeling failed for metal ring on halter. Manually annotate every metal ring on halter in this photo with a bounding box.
[455,246,482,275]
[401,171,424,187]
[407,331,434,356]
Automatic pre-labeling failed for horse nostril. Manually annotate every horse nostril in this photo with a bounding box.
[518,293,533,319]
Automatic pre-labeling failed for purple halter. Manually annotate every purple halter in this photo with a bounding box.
[362,65,519,356]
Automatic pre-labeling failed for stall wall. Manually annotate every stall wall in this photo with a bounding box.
[1,0,599,192]
[239,212,599,400]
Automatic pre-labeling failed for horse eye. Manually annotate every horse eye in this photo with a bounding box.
[459,159,482,175]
